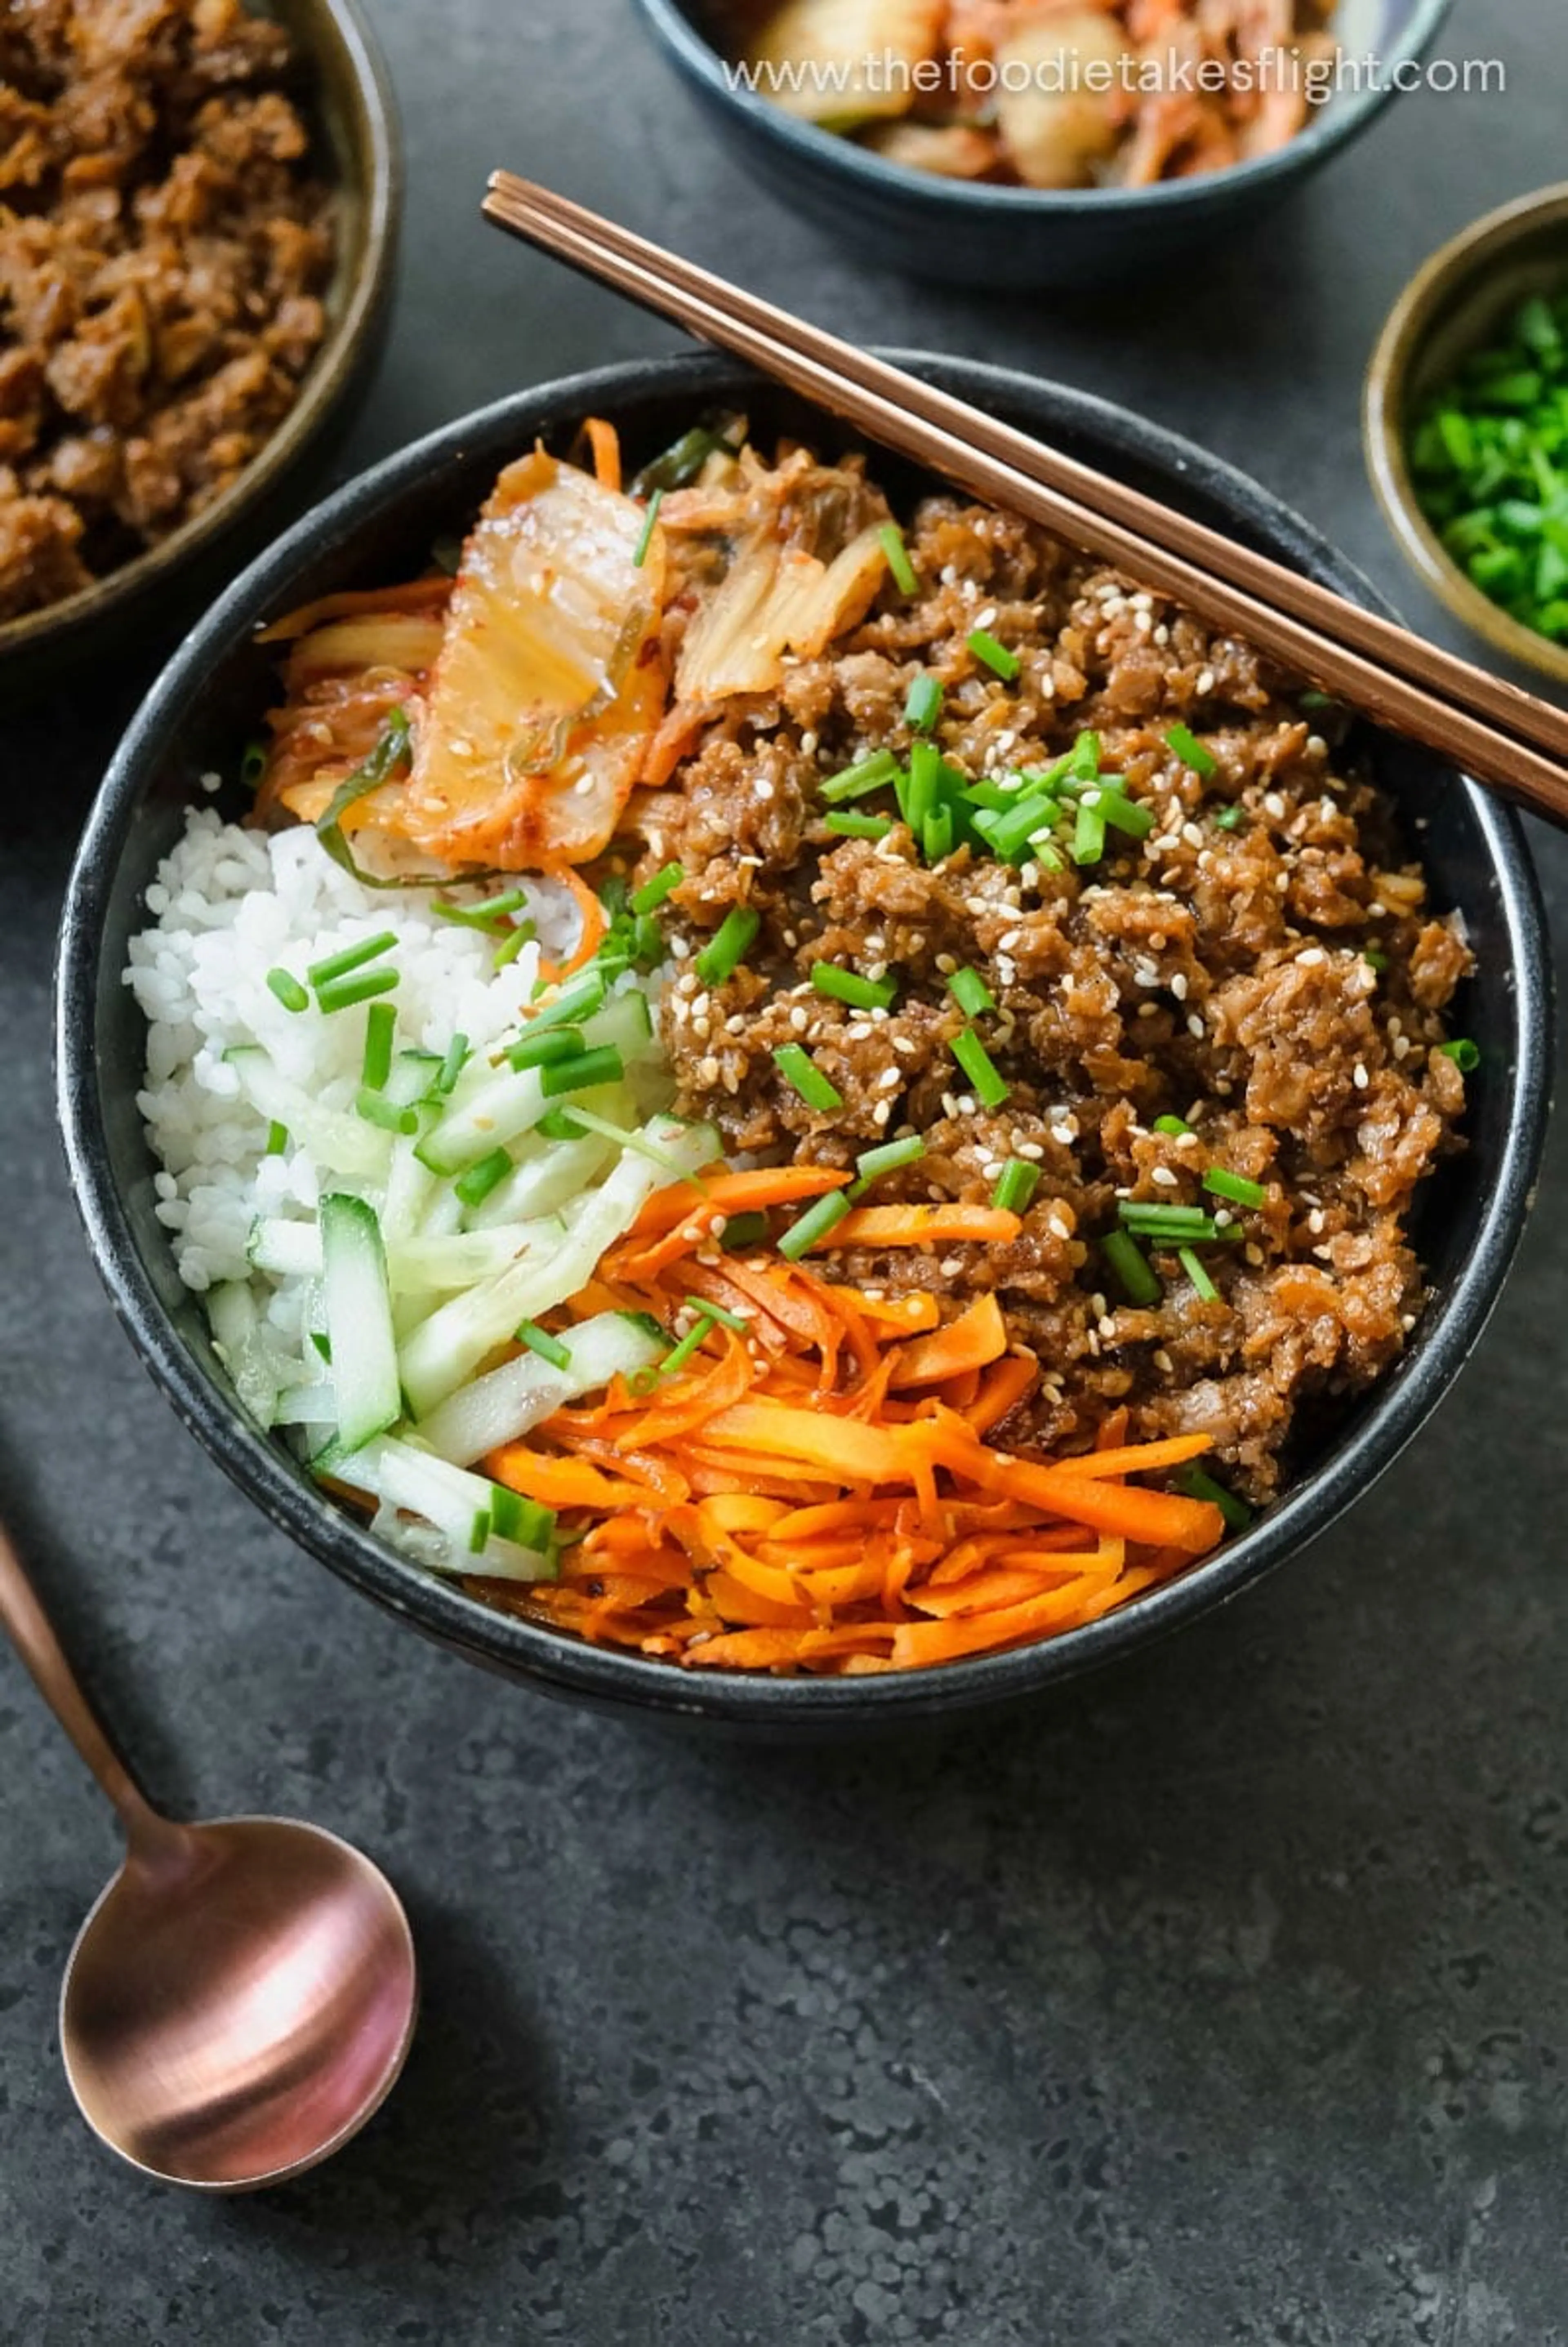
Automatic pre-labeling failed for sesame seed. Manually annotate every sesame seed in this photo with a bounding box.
[1181,822,1204,849]
[1306,734,1327,758]
[789,1006,808,1033]
[1298,947,1325,968]
[872,1101,891,1126]
[1153,1349,1175,1373]
[1308,1208,1325,1234]
[1353,1063,1369,1089]
[878,1067,901,1090]
[1138,1002,1159,1020]
[1098,1315,1118,1339]
[1244,1243,1265,1267]
[1263,792,1287,819]
[1170,972,1189,1001]
[670,936,690,960]
[1187,1012,1205,1038]
[1152,1166,1180,1189]
[1019,1139,1047,1158]
[1196,668,1216,696]
[1090,1292,1108,1318]
[697,1055,719,1085]
[940,1255,964,1276]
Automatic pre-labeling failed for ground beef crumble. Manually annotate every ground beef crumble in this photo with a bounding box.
[624,495,1471,1501]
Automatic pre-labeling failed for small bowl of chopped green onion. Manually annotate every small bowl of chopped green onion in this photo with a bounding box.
[1365,183,1568,687]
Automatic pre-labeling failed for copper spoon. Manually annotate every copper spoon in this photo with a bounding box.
[0,1517,417,2189]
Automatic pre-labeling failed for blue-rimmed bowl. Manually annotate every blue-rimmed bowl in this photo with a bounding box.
[57,351,1550,1736]
[631,0,1456,287]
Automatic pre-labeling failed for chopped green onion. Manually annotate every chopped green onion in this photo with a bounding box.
[777,1189,852,1261]
[1174,1464,1253,1533]
[307,930,399,991]
[694,906,760,986]
[991,1160,1040,1214]
[265,1120,290,1156]
[820,748,901,804]
[1213,804,1248,832]
[488,1487,557,1552]
[355,1088,421,1135]
[1178,1247,1218,1302]
[266,967,309,1014]
[633,486,664,569]
[1116,1201,1213,1235]
[240,739,268,791]
[310,1331,332,1363]
[972,791,1057,863]
[922,805,955,865]
[517,1321,572,1371]
[536,1107,586,1140]
[1438,1037,1481,1072]
[1099,793,1155,840]
[539,1045,625,1097]
[528,966,607,1029]
[719,1210,770,1251]
[811,962,898,1011]
[1299,689,1336,712]
[434,1034,469,1096]
[508,1025,585,1071]
[904,739,942,828]
[968,628,1020,683]
[1203,1166,1268,1209]
[661,1312,717,1377]
[949,1028,1009,1111]
[685,1292,748,1332]
[631,861,684,914]
[454,1147,512,1206]
[824,811,894,840]
[879,520,918,596]
[774,1043,844,1112]
[1362,947,1390,974]
[468,1508,490,1555]
[431,534,463,578]
[1167,723,1217,777]
[1068,730,1100,780]
[947,966,996,1018]
[361,1000,396,1091]
[314,711,412,881]
[1153,1114,1192,1137]
[630,423,735,496]
[850,1136,925,1196]
[1101,1230,1161,1307]
[904,673,943,734]
[492,922,533,970]
[432,888,528,931]
[316,966,399,1016]
[1071,802,1107,866]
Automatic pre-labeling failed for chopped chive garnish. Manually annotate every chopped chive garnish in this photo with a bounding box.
[488,1486,557,1551]
[991,1160,1040,1214]
[1034,844,1065,874]
[949,1028,1009,1111]
[433,888,527,931]
[1102,1230,1161,1307]
[633,486,664,569]
[923,805,955,865]
[694,905,760,986]
[904,738,942,828]
[947,966,996,1018]
[265,1120,290,1156]
[811,962,898,1011]
[1166,723,1217,777]
[434,1033,468,1096]
[850,1135,925,1196]
[310,1331,332,1363]
[879,520,918,596]
[1069,729,1100,780]
[904,673,943,734]
[314,711,412,881]
[1154,1114,1192,1137]
[662,1313,718,1378]
[631,861,684,914]
[361,1000,396,1091]
[778,1189,853,1261]
[1099,793,1155,840]
[307,930,399,990]
[468,1508,491,1555]
[266,967,309,1013]
[685,1293,748,1333]
[1363,947,1390,974]
[1174,1464,1253,1533]
[454,1148,512,1206]
[824,811,894,840]
[536,1108,586,1140]
[1071,802,1107,866]
[774,1043,844,1112]
[1299,689,1336,713]
[539,1044,625,1097]
[517,1321,572,1371]
[355,1087,420,1135]
[973,790,1058,863]
[820,748,901,804]
[1179,1247,1218,1302]
[241,739,268,791]
[316,966,399,1015]
[1203,1167,1267,1209]
[719,1210,770,1250]
[1213,804,1248,831]
[493,922,533,970]
[968,628,1020,683]
[508,1025,585,1071]
[1116,1203,1214,1234]
[1438,1037,1481,1071]
[528,967,607,1028]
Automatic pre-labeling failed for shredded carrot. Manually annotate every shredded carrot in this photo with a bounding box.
[535,866,609,984]
[888,1294,1008,1388]
[814,1204,1022,1251]
[585,416,622,494]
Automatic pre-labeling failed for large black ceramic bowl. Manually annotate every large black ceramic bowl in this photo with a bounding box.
[58,353,1551,1734]
[632,0,1455,290]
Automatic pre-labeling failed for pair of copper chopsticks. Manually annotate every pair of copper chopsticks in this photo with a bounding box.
[481,170,1568,829]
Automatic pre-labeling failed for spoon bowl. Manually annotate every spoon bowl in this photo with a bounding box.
[63,1814,417,2190]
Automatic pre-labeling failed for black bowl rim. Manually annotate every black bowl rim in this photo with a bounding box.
[633,0,1456,219]
[0,0,402,665]
[57,349,1552,1730]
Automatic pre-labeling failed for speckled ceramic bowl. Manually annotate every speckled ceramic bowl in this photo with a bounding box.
[632,0,1455,289]
[57,353,1551,1735]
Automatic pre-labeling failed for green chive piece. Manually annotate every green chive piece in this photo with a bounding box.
[241,739,268,791]
[778,1189,853,1261]
[1099,793,1155,840]
[528,967,607,1029]
[904,673,943,734]
[517,1321,572,1371]
[539,1045,625,1098]
[536,1108,586,1140]
[1102,1230,1161,1307]
[811,961,898,1011]
[454,1148,512,1207]
[1363,947,1390,974]
[265,1120,290,1156]
[316,966,399,1015]
[685,1292,749,1333]
[968,628,1020,683]
[991,1160,1040,1214]
[1167,723,1218,777]
[1153,1115,1192,1137]
[266,967,309,1014]
[973,791,1058,864]
[850,1136,925,1197]
[361,1000,396,1091]
[1299,689,1336,712]
[1174,1464,1253,1533]
[1069,730,1101,780]
[774,1043,844,1112]
[1179,1246,1218,1303]
[949,1028,1009,1111]
[488,1486,557,1552]
[508,1025,585,1071]
[879,520,918,596]
[633,486,664,569]
[661,1313,718,1378]
[631,861,684,914]
[820,748,901,804]
[1071,802,1107,866]
[923,805,955,865]
[824,811,894,840]
[1213,805,1247,832]
[947,966,996,1018]
[432,888,528,931]
[468,1508,491,1555]
[307,930,399,991]
[492,923,533,970]
[314,711,412,880]
[694,906,760,986]
[1203,1167,1268,1209]
[1438,1037,1481,1072]
[719,1210,770,1251]
[355,1087,420,1135]
[434,1034,469,1096]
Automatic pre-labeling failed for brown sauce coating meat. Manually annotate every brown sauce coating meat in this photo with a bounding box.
[630,494,1471,1501]
[0,0,334,621]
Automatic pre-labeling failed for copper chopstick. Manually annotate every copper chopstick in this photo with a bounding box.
[481,171,1568,829]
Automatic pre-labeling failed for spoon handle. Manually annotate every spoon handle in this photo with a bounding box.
[0,1517,169,1847]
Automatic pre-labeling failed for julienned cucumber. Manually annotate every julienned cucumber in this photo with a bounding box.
[412,1308,665,1465]
[321,1435,557,1582]
[413,992,660,1176]
[318,1194,401,1450]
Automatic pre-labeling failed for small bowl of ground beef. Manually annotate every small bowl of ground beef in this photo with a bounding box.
[0,0,399,688]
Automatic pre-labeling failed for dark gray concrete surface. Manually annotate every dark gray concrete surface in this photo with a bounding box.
[4,1,1568,2338]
